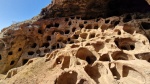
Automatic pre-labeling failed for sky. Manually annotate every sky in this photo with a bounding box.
[0,0,51,30]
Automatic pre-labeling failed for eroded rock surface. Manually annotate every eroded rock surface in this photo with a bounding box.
[0,0,150,84]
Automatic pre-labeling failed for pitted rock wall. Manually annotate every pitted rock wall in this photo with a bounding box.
[0,13,150,74]
[0,0,150,84]
[0,15,150,83]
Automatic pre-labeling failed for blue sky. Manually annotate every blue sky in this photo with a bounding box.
[0,0,51,30]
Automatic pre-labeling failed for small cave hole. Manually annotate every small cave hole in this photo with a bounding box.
[76,16,80,19]
[89,33,95,39]
[141,22,150,30]
[57,43,60,48]
[42,42,49,48]
[72,27,76,32]
[44,48,50,53]
[28,51,35,55]
[148,58,150,63]
[94,24,99,29]
[76,48,96,64]
[54,23,59,27]
[86,56,91,64]
[52,45,56,49]
[68,21,72,26]
[79,24,84,29]
[73,35,79,39]
[85,24,92,29]
[8,51,13,55]
[105,19,110,23]
[62,40,67,44]
[10,60,15,65]
[56,58,62,64]
[80,33,88,39]
[38,29,43,34]
[86,56,96,64]
[70,16,75,19]
[130,45,135,50]
[69,41,74,44]
[96,18,100,22]
[99,54,110,61]
[31,43,37,48]
[47,36,51,41]
[23,59,29,65]
[118,30,121,35]
[0,54,1,60]
[121,46,128,50]
[36,50,41,54]
[123,25,135,34]
[65,18,69,22]
[18,48,22,51]
[114,21,120,26]
[65,30,70,34]
[112,51,129,60]
[84,21,87,24]
[123,14,132,22]
[68,38,71,41]
[46,24,53,28]
[114,39,119,47]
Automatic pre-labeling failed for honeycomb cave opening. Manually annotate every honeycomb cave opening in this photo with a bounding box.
[47,36,51,41]
[123,14,132,22]
[61,56,70,69]
[44,48,50,53]
[94,24,99,29]
[54,23,59,27]
[0,54,1,60]
[52,45,56,50]
[79,24,84,29]
[148,58,150,63]
[28,51,35,55]
[18,48,22,51]
[105,19,110,24]
[10,60,15,65]
[84,64,101,83]
[31,43,37,48]
[65,18,69,22]
[42,42,49,48]
[85,24,92,29]
[55,71,77,84]
[111,51,129,60]
[72,27,76,32]
[72,34,79,39]
[123,25,135,34]
[110,66,121,80]
[99,54,110,61]
[23,59,29,65]
[76,48,96,64]
[141,22,150,30]
[114,38,135,50]
[80,33,88,39]
[78,79,88,84]
[89,33,95,39]
[36,50,41,54]
[8,51,13,55]
[38,29,43,34]
[68,21,72,26]
[46,24,53,28]
[65,30,70,34]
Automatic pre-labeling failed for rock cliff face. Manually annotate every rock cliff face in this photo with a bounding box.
[1,0,150,84]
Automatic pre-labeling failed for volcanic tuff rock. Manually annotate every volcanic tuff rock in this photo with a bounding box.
[1,0,150,84]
